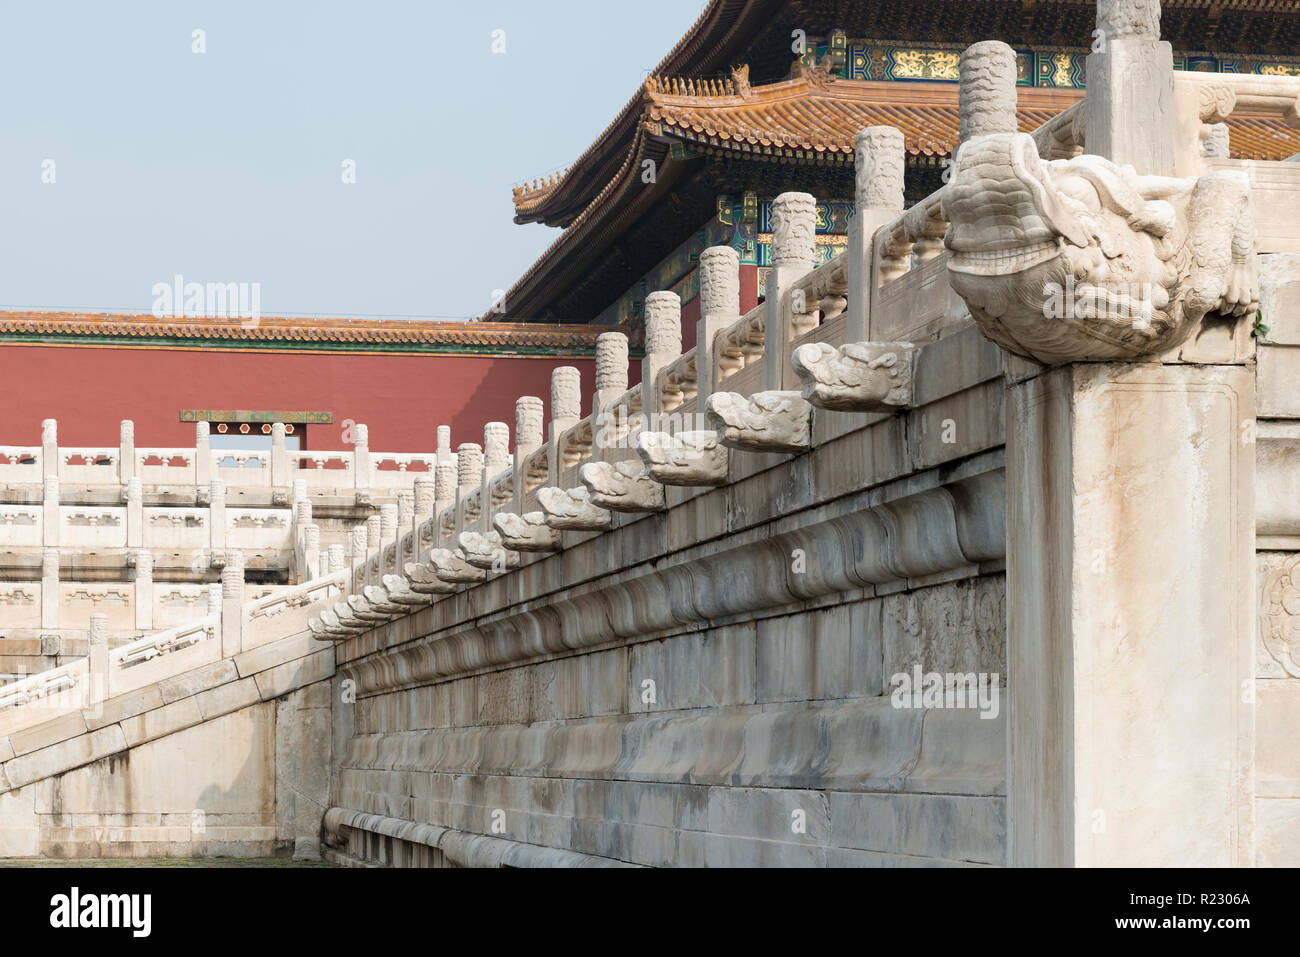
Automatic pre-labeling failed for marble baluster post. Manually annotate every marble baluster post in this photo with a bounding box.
[119,420,135,485]
[125,478,143,549]
[365,515,382,589]
[221,550,245,657]
[765,193,817,392]
[850,127,906,341]
[549,368,581,486]
[380,504,398,577]
[353,424,371,491]
[593,334,629,462]
[42,476,59,548]
[413,477,435,563]
[1086,0,1174,175]
[302,523,321,581]
[88,614,109,706]
[133,549,154,631]
[642,293,682,429]
[434,459,457,552]
[327,543,346,574]
[396,490,415,570]
[41,419,57,480]
[482,422,510,532]
[209,479,226,557]
[350,524,369,592]
[456,443,483,540]
[195,422,212,488]
[513,397,544,511]
[271,423,289,489]
[41,547,59,631]
[695,247,740,408]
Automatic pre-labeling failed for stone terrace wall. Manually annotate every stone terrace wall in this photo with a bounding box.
[324,322,1011,867]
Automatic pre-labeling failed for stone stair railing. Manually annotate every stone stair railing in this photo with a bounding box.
[0,422,457,644]
[1171,71,1300,254]
[0,565,349,737]
[0,419,447,496]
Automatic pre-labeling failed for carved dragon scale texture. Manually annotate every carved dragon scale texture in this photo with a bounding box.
[944,131,1259,365]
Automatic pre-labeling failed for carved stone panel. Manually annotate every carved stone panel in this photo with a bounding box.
[882,575,1007,682]
[1259,553,1300,677]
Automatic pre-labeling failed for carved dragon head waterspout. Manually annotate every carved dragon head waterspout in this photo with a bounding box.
[945,131,1258,364]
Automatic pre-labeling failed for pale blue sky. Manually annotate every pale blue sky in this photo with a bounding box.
[0,0,708,320]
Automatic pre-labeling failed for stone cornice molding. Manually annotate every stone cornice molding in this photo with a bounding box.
[338,466,1005,699]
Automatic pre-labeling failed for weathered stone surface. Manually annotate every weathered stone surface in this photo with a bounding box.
[194,676,261,721]
[1258,799,1300,867]
[537,487,612,531]
[882,577,1006,681]
[636,431,729,487]
[429,548,487,584]
[493,512,561,552]
[1007,362,1255,867]
[0,784,39,857]
[706,391,812,454]
[157,659,239,704]
[1258,346,1300,418]
[459,531,519,570]
[276,685,331,845]
[7,711,89,757]
[54,705,275,822]
[235,631,321,679]
[629,624,756,712]
[254,650,335,702]
[757,603,883,703]
[947,132,1258,363]
[1258,679,1300,798]
[829,792,1005,865]
[3,725,127,790]
[120,696,203,747]
[580,461,665,513]
[791,341,915,412]
[83,685,164,732]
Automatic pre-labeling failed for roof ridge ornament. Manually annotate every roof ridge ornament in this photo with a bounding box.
[732,64,751,99]
[648,71,741,101]
[512,169,567,202]
[789,52,837,87]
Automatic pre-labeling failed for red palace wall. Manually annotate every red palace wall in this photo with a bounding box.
[0,275,749,451]
[0,344,603,452]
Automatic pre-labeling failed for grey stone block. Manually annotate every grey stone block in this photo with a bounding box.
[292,837,322,861]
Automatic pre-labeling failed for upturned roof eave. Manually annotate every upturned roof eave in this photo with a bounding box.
[512,0,784,227]
[491,129,693,321]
